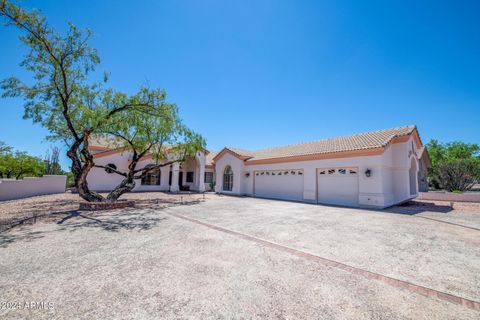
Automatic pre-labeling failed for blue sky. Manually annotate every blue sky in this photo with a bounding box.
[1,0,479,169]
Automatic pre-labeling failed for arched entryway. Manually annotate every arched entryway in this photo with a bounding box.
[166,152,206,192]
[223,166,233,191]
[409,157,418,196]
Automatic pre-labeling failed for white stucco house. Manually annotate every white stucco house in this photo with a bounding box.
[87,145,214,193]
[87,125,430,209]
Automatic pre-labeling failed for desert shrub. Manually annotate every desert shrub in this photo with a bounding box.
[427,140,480,191]
[435,159,480,192]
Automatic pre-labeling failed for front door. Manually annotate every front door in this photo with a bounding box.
[178,172,183,188]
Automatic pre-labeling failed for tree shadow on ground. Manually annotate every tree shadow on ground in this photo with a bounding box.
[54,209,168,232]
[0,229,49,248]
[0,200,203,247]
[386,201,453,215]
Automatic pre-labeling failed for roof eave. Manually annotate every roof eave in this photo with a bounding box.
[212,147,254,163]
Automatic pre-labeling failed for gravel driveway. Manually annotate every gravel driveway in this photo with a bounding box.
[0,195,479,319]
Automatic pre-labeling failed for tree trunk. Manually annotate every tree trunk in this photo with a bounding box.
[106,160,138,202]
[67,137,104,202]
[106,174,135,202]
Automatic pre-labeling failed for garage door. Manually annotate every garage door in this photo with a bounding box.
[317,167,359,207]
[254,169,304,201]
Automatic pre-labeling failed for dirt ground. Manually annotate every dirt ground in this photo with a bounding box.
[0,192,215,230]
[0,193,479,319]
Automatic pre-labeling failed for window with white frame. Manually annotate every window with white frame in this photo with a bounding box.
[223,166,233,191]
[141,165,160,185]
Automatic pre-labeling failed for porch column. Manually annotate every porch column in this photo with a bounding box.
[170,162,180,192]
[196,152,206,192]
[198,164,205,192]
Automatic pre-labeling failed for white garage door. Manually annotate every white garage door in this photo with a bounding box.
[317,167,359,207]
[254,169,304,201]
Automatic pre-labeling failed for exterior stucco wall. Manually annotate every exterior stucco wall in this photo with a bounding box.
[0,175,67,201]
[214,153,245,194]
[87,152,133,192]
[380,137,420,206]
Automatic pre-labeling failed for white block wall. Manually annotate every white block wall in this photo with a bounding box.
[0,175,67,201]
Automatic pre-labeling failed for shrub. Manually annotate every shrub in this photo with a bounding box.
[435,159,480,192]
[427,140,480,191]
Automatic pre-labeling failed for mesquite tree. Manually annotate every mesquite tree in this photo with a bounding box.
[0,1,204,202]
[90,88,204,201]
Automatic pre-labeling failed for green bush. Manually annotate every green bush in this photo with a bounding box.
[66,172,76,188]
[427,140,480,191]
[435,159,479,192]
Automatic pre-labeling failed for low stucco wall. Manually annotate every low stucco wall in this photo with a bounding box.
[0,175,67,201]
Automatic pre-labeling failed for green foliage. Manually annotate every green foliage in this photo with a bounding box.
[209,180,216,192]
[66,171,75,188]
[0,1,100,144]
[0,140,12,154]
[96,86,205,164]
[426,139,480,191]
[0,143,46,179]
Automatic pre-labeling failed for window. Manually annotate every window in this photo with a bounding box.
[186,171,194,183]
[105,163,117,174]
[204,172,213,183]
[223,166,233,191]
[349,169,357,174]
[141,165,160,185]
[328,169,336,174]
[338,169,346,174]
[319,170,325,175]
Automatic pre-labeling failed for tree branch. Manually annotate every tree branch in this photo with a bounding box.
[132,157,185,177]
[93,165,127,177]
